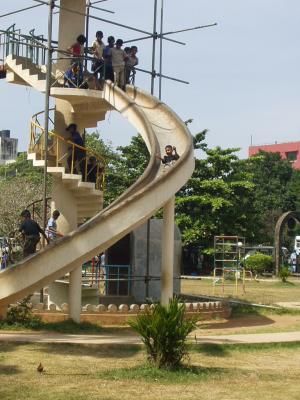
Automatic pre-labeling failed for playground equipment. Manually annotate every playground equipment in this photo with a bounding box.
[213,235,252,295]
[0,2,194,321]
[212,266,253,296]
[214,236,246,270]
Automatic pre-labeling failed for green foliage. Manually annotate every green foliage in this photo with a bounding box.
[4,296,42,329]
[129,298,198,369]
[85,131,118,163]
[104,363,208,383]
[244,253,274,274]
[0,153,51,237]
[177,132,257,250]
[0,152,46,183]
[245,151,296,243]
[85,132,149,206]
[279,267,290,283]
[41,319,102,333]
[105,134,149,206]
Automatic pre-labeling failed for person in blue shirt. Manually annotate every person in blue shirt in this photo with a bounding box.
[103,36,115,81]
[66,123,86,176]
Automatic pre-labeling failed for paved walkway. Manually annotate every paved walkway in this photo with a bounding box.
[1,331,300,345]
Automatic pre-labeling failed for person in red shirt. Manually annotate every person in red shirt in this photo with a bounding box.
[68,34,86,57]
[66,34,86,87]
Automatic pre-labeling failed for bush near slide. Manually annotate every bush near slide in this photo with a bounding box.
[4,296,42,329]
[129,297,198,369]
[279,267,290,283]
[244,253,273,274]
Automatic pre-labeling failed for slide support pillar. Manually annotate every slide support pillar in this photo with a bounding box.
[0,304,7,320]
[69,265,82,323]
[161,196,175,306]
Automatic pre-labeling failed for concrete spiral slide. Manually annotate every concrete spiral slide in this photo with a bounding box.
[0,79,195,310]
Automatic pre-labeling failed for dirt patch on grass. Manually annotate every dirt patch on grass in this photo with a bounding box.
[197,314,300,336]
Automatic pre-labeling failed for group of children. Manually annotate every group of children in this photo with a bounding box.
[64,31,139,90]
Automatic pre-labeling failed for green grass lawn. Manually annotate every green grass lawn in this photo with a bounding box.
[1,342,300,399]
[181,277,300,305]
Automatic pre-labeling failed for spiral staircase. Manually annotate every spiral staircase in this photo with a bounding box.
[0,54,195,311]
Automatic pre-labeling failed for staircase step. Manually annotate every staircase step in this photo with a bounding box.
[32,159,45,167]
[47,166,65,176]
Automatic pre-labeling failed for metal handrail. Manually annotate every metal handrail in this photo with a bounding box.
[26,197,52,222]
[30,113,106,191]
[0,28,47,66]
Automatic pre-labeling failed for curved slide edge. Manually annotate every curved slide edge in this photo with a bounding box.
[0,82,194,306]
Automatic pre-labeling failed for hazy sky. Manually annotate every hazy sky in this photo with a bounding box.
[0,0,300,157]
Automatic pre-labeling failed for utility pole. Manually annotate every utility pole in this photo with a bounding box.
[41,0,54,303]
[85,0,91,72]
[158,0,164,100]
[146,0,158,299]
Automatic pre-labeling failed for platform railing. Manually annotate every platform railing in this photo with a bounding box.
[0,26,47,67]
[30,111,106,191]
[0,26,137,88]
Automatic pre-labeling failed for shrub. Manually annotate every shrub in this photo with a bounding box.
[279,267,290,283]
[244,253,273,275]
[129,297,198,369]
[4,296,42,329]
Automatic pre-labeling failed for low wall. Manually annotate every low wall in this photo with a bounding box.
[32,301,231,325]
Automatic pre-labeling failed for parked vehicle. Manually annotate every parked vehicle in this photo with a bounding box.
[294,236,300,256]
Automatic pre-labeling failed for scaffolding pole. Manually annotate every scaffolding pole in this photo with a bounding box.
[41,0,54,303]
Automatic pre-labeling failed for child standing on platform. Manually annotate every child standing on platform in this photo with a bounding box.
[110,39,128,89]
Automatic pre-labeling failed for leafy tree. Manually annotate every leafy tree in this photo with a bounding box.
[245,151,296,243]
[85,131,149,206]
[286,169,300,212]
[176,131,256,252]
[104,134,149,205]
[85,131,118,163]
[0,153,50,236]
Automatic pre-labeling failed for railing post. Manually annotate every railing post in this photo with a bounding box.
[41,0,55,305]
[71,145,75,174]
[85,156,87,182]
[56,138,59,166]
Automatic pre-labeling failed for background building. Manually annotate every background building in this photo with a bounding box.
[249,141,300,169]
[0,130,18,165]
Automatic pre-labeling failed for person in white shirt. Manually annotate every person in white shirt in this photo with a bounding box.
[92,31,105,82]
[46,210,63,241]
[109,39,128,89]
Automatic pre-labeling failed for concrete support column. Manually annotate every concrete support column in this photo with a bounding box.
[0,304,7,320]
[51,177,78,234]
[51,176,82,322]
[161,196,175,306]
[49,1,86,323]
[69,265,82,323]
[57,0,86,73]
